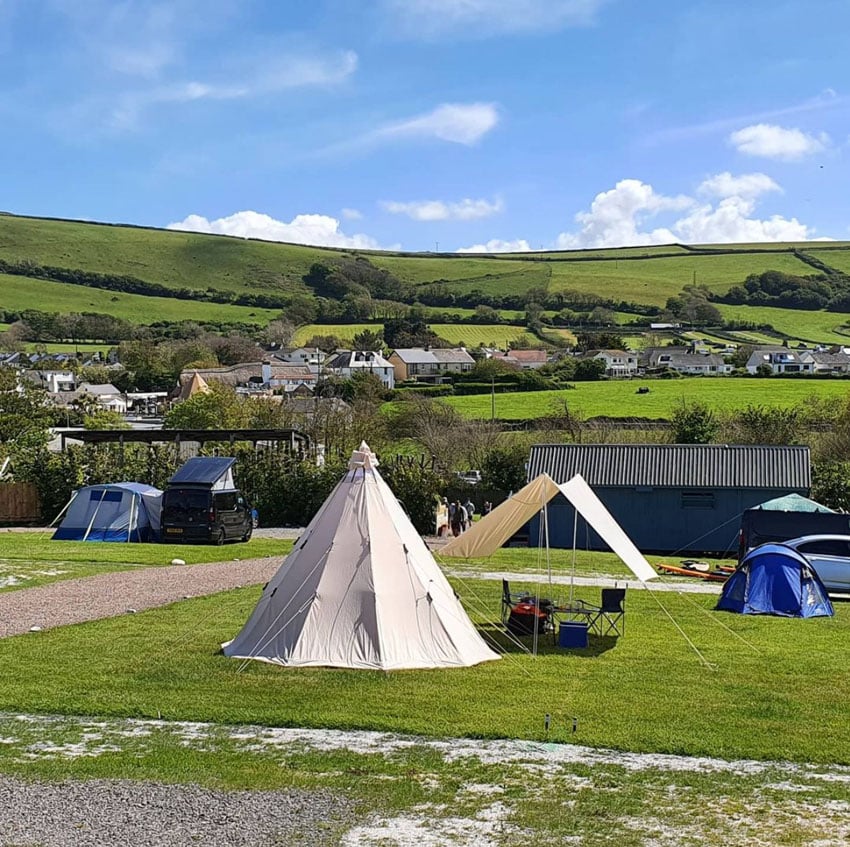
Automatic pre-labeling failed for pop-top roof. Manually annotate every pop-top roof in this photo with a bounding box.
[169,457,236,486]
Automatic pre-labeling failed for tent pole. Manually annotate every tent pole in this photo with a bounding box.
[48,494,75,529]
[570,507,578,603]
[127,493,135,542]
[83,490,106,542]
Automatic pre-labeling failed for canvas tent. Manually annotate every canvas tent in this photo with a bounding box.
[717,543,833,617]
[53,482,162,542]
[440,473,658,583]
[223,443,499,670]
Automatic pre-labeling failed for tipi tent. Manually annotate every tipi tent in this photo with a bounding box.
[440,473,658,583]
[53,482,162,542]
[717,543,833,618]
[223,443,499,670]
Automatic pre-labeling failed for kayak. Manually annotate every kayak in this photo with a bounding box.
[656,562,730,582]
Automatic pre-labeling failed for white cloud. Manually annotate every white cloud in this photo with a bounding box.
[374,102,500,146]
[381,197,503,221]
[108,49,358,130]
[167,210,386,250]
[457,238,532,253]
[729,123,829,160]
[341,208,363,220]
[697,171,781,199]
[553,177,814,248]
[381,0,609,38]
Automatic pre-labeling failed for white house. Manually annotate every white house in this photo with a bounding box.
[324,351,396,389]
[642,348,732,376]
[589,349,638,377]
[745,349,814,375]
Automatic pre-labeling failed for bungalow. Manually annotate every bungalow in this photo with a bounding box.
[273,347,326,371]
[54,383,127,414]
[809,351,850,375]
[745,348,814,375]
[642,348,732,376]
[503,349,550,370]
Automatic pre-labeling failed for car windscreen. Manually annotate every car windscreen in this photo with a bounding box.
[162,489,209,519]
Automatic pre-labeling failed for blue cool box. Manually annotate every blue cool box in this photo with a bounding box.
[558,622,589,648]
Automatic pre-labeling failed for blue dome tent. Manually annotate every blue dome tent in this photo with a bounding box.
[53,482,162,542]
[717,543,833,618]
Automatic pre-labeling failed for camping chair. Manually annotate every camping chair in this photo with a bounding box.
[588,588,626,637]
[501,579,525,624]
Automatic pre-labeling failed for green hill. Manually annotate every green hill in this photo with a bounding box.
[3,212,850,339]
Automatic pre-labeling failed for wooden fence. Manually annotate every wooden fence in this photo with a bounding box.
[0,482,41,524]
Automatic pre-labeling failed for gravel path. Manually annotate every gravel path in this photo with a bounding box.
[0,557,280,638]
[0,776,353,846]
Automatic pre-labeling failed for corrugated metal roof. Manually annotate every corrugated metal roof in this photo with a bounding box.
[528,444,810,490]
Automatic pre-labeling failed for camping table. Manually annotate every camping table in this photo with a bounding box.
[550,602,598,641]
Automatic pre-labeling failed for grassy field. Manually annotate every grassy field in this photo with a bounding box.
[716,303,850,343]
[292,322,536,348]
[0,534,291,592]
[0,272,279,326]
[441,378,850,420]
[0,566,846,764]
[21,341,113,355]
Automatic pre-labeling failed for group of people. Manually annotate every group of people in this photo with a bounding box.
[446,497,493,537]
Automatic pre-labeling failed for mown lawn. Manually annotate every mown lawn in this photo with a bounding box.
[292,322,536,348]
[0,534,291,592]
[441,378,850,420]
[0,571,846,764]
[0,273,279,326]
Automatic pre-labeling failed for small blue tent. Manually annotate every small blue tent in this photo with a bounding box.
[717,543,834,618]
[53,482,162,542]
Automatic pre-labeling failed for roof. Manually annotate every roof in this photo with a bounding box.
[527,444,811,490]
[748,493,833,513]
[325,351,393,370]
[169,456,236,485]
[76,383,121,396]
[431,348,475,364]
[505,349,548,363]
[390,349,439,364]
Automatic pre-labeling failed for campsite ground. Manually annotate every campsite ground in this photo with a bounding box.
[0,535,848,844]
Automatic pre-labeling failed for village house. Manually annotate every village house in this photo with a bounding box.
[641,347,732,376]
[175,362,317,398]
[587,349,639,377]
[745,348,815,375]
[388,348,475,384]
[324,351,396,389]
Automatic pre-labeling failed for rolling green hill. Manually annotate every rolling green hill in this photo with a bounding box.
[3,212,850,341]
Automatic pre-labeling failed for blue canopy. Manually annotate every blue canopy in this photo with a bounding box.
[717,543,834,618]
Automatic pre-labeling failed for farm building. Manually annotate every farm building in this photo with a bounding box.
[527,444,811,555]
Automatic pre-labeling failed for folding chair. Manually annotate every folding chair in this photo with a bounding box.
[501,579,525,624]
[589,588,626,636]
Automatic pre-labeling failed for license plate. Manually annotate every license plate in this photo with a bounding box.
[166,528,183,534]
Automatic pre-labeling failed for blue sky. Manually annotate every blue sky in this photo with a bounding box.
[0,0,848,252]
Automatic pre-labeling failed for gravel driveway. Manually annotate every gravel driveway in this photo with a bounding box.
[0,557,280,638]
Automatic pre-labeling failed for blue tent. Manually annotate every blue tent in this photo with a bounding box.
[53,482,162,542]
[717,543,834,618]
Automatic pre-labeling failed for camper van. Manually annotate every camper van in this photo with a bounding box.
[160,457,252,544]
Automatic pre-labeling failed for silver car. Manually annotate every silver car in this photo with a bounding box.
[782,535,850,594]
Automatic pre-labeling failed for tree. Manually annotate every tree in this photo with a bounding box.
[163,384,249,429]
[573,358,605,381]
[264,318,295,348]
[671,400,718,444]
[383,317,440,349]
[352,328,384,351]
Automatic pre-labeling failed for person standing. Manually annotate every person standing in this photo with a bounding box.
[482,501,492,517]
[458,501,469,533]
[463,498,475,523]
[450,501,462,537]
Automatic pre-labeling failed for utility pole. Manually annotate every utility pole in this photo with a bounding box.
[435,241,439,253]
[491,375,495,421]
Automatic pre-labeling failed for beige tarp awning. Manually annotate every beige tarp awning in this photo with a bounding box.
[440,472,657,583]
[440,474,560,559]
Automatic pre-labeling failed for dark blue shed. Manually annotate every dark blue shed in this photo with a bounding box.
[527,444,811,555]
[717,543,833,617]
